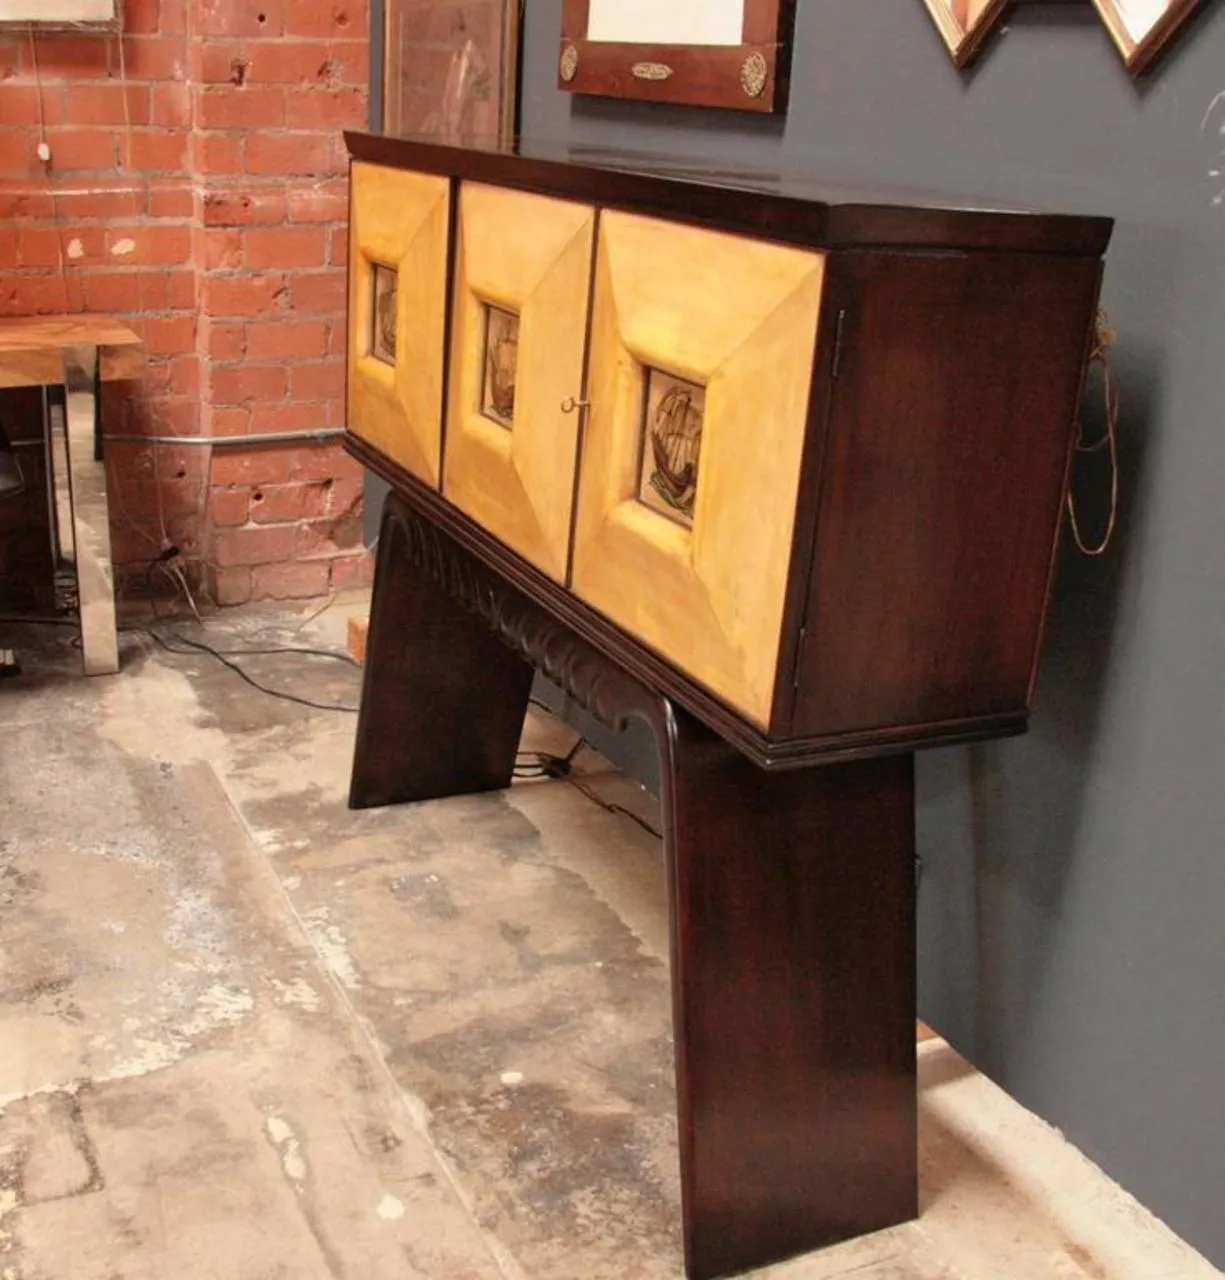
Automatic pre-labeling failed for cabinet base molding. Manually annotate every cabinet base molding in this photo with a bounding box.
[348,434,1030,772]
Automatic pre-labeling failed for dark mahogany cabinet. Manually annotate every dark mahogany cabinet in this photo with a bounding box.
[342,130,1112,1280]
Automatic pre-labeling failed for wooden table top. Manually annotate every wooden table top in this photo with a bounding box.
[0,313,143,389]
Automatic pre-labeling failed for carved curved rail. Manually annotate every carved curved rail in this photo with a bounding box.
[388,496,659,737]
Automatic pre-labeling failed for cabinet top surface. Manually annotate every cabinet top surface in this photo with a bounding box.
[346,131,1113,257]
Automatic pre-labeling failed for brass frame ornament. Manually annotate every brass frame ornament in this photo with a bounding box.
[560,43,579,82]
[632,61,674,82]
[740,51,768,98]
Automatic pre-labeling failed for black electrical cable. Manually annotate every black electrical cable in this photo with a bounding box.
[138,628,363,714]
[152,628,361,668]
[2,617,664,832]
[511,734,664,839]
[564,772,663,840]
[0,615,363,714]
[512,736,586,779]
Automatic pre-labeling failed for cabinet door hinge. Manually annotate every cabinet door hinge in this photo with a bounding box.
[793,625,808,691]
[831,308,848,379]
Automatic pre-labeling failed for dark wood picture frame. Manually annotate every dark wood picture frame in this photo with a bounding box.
[558,0,796,114]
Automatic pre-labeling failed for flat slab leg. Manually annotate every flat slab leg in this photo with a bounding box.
[62,345,118,677]
[349,496,534,809]
[658,704,918,1279]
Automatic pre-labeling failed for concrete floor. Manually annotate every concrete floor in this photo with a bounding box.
[0,598,1218,1280]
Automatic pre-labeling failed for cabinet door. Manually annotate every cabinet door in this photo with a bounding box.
[443,183,595,582]
[571,213,826,726]
[347,162,450,486]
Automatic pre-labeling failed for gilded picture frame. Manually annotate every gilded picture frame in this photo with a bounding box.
[920,0,1011,68]
[1091,0,1210,76]
[923,0,1212,77]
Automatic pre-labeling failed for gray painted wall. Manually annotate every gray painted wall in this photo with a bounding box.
[516,0,1225,1265]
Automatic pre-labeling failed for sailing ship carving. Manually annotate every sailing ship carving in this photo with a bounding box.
[483,306,519,427]
[640,371,705,526]
[372,263,398,365]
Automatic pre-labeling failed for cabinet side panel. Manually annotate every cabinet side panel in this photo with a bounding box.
[794,250,1102,739]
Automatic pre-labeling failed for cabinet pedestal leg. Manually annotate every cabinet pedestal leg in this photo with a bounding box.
[349,499,533,809]
[656,703,918,1280]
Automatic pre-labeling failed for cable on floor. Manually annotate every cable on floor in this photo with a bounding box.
[137,627,363,714]
[512,734,664,840]
[150,628,361,667]
[1,617,663,835]
[513,736,585,780]
[564,772,663,840]
[0,614,364,714]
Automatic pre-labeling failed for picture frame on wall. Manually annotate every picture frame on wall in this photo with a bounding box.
[1091,0,1210,76]
[922,0,1212,77]
[558,0,796,114]
[0,0,115,23]
[920,0,1010,68]
[384,0,522,147]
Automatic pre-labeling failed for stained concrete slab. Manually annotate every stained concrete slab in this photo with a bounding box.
[0,604,1220,1280]
[0,669,509,1280]
[263,787,681,1280]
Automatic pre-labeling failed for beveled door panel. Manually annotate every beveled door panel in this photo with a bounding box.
[571,212,825,726]
[443,183,595,582]
[347,162,450,486]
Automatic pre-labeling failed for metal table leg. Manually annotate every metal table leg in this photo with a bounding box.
[62,344,118,676]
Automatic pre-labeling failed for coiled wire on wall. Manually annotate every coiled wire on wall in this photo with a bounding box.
[1067,310,1120,557]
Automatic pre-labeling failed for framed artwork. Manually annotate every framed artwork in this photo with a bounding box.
[384,0,521,146]
[481,305,519,428]
[923,0,1211,76]
[371,263,399,366]
[558,0,796,114]
[0,0,114,21]
[639,371,705,527]
[920,0,1010,67]
[1091,0,1210,75]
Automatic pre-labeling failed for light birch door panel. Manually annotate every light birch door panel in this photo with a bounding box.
[347,163,450,486]
[443,183,595,581]
[572,212,826,725]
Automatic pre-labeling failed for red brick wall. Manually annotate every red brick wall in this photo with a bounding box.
[0,0,371,606]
